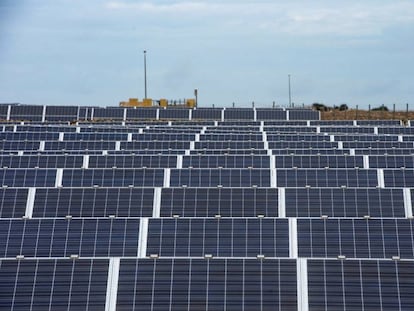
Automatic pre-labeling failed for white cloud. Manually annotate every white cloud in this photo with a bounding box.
[104,1,414,36]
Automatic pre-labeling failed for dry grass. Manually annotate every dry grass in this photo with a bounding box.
[321,109,414,121]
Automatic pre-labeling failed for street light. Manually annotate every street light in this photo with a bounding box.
[143,50,147,99]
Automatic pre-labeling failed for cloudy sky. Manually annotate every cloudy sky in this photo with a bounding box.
[1,0,413,108]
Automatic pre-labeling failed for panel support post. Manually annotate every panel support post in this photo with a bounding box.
[55,169,63,188]
[25,188,36,219]
[403,188,413,218]
[297,258,309,311]
[105,257,120,311]
[278,188,285,218]
[138,218,149,258]
[377,169,385,188]
[152,188,162,218]
[289,218,298,258]
[163,168,171,188]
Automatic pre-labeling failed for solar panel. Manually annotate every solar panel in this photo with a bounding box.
[170,168,271,187]
[298,219,414,259]
[88,155,177,168]
[0,259,108,310]
[224,108,255,120]
[277,169,378,187]
[0,188,28,218]
[285,188,405,218]
[159,108,190,120]
[160,188,278,217]
[0,169,56,187]
[275,155,363,168]
[0,155,83,168]
[61,168,164,187]
[308,260,414,310]
[256,109,286,120]
[126,108,158,119]
[182,155,271,168]
[147,218,289,257]
[33,188,154,217]
[117,259,297,310]
[192,108,222,120]
[0,219,140,257]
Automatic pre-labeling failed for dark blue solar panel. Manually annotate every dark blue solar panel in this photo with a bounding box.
[120,141,191,150]
[200,134,263,141]
[298,219,414,259]
[10,105,43,121]
[182,155,270,168]
[126,108,158,119]
[117,259,297,310]
[33,188,154,217]
[0,259,108,311]
[61,168,164,187]
[93,107,125,119]
[383,169,414,187]
[308,260,414,311]
[275,155,363,168]
[277,169,378,187]
[0,141,40,151]
[132,133,196,141]
[192,108,222,119]
[369,155,414,168]
[269,142,337,149]
[0,169,56,187]
[224,108,255,120]
[63,133,128,141]
[159,108,190,120]
[285,188,405,218]
[288,109,319,120]
[256,109,286,120]
[45,141,116,151]
[0,189,27,218]
[0,132,59,140]
[0,219,140,257]
[170,169,271,187]
[88,155,177,168]
[160,188,278,217]
[147,218,289,257]
[0,155,83,168]
[195,141,264,149]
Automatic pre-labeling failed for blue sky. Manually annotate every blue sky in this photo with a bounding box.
[0,0,413,108]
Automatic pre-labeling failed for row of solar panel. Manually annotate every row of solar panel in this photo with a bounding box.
[0,187,408,219]
[4,154,414,168]
[2,168,414,187]
[0,105,320,121]
[2,218,414,259]
[1,118,404,126]
[8,125,414,134]
[4,148,414,156]
[2,140,414,151]
[5,132,414,142]
[1,258,413,311]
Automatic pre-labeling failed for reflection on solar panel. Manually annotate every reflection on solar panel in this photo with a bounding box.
[1,103,414,309]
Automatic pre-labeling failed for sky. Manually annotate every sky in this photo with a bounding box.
[0,0,413,109]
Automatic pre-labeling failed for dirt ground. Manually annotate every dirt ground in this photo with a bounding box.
[321,109,414,121]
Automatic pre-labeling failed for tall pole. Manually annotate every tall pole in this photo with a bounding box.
[288,74,292,108]
[144,50,147,99]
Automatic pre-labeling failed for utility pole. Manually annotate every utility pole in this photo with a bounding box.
[144,50,147,99]
[288,74,292,107]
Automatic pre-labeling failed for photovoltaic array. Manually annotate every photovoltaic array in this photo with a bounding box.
[0,104,414,310]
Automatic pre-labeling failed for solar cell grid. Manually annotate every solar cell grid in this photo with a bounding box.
[298,219,414,259]
[160,188,278,217]
[61,168,164,187]
[275,155,363,168]
[0,259,108,311]
[277,169,378,187]
[0,218,140,257]
[33,188,154,217]
[182,155,271,168]
[308,260,414,311]
[170,168,271,187]
[0,189,27,218]
[285,188,405,218]
[117,258,297,311]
